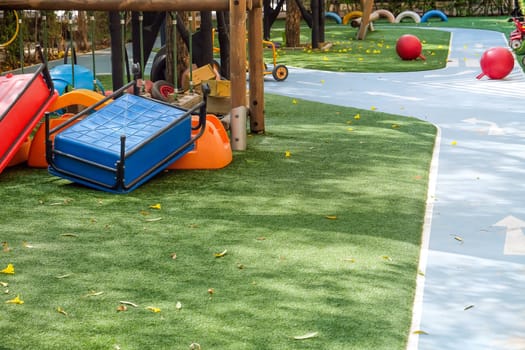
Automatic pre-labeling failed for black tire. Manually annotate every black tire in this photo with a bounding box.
[150,46,167,82]
[272,64,288,81]
[151,80,175,102]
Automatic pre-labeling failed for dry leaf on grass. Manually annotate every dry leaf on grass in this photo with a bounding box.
[119,300,139,307]
[145,217,162,222]
[214,249,227,258]
[293,331,318,340]
[117,305,127,312]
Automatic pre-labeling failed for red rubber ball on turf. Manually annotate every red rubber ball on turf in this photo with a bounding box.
[396,34,422,60]
[479,47,514,79]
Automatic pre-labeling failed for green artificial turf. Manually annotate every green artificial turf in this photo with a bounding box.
[264,25,451,72]
[0,95,436,349]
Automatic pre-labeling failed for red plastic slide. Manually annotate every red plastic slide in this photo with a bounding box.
[0,64,57,174]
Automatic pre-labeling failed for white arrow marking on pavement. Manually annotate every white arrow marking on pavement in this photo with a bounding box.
[493,215,525,255]
[463,117,505,135]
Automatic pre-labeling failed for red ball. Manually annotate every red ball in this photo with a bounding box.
[396,34,422,60]
[479,47,514,80]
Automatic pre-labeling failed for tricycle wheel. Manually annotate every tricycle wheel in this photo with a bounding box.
[151,80,175,102]
[511,39,522,50]
[272,64,288,81]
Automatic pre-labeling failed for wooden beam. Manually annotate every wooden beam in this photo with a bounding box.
[0,0,259,11]
[248,6,264,134]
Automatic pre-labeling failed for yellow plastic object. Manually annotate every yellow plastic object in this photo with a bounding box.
[7,138,30,167]
[168,114,232,170]
[46,88,110,113]
[342,11,363,25]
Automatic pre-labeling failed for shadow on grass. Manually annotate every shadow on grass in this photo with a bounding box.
[0,95,435,349]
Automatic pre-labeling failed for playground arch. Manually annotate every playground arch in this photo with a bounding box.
[0,0,266,147]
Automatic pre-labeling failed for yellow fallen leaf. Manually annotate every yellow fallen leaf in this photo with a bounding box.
[451,140,457,146]
[171,252,177,260]
[347,127,354,132]
[149,203,161,210]
[57,306,68,315]
[147,306,161,313]
[354,113,361,120]
[293,331,318,340]
[0,282,8,287]
[325,215,337,220]
[453,235,464,243]
[413,330,428,335]
[214,249,228,258]
[370,106,377,111]
[343,258,356,263]
[6,295,23,304]
[0,263,14,274]
[381,255,393,262]
[285,151,291,158]
[84,290,104,297]
[292,99,298,104]
[392,124,400,129]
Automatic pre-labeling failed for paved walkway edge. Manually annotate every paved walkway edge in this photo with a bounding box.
[407,125,442,349]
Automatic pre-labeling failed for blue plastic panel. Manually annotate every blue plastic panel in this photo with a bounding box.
[51,94,193,192]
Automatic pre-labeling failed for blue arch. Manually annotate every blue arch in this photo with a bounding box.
[325,12,342,24]
[421,10,448,23]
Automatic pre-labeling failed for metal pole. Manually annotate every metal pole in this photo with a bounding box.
[18,13,23,72]
[171,12,178,91]
[120,11,126,83]
[90,12,97,91]
[139,11,144,91]
[69,11,75,88]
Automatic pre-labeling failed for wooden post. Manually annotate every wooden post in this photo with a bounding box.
[248,7,264,134]
[357,0,374,40]
[230,0,247,150]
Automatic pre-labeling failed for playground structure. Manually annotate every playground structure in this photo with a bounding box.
[0,0,253,192]
[1,0,266,147]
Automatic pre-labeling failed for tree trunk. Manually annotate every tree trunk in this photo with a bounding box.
[76,11,89,51]
[285,0,301,47]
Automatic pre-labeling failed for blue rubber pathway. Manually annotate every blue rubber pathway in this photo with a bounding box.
[264,28,525,350]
